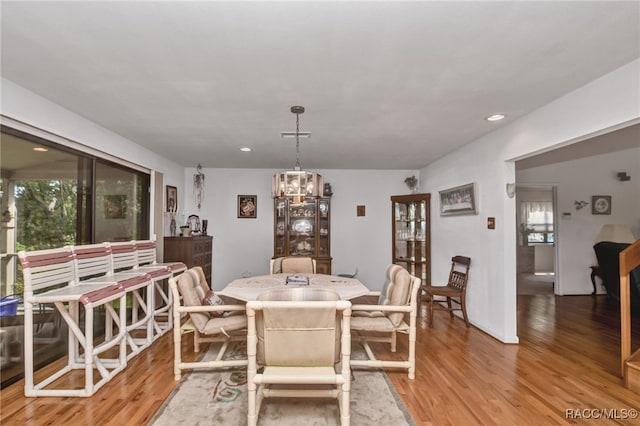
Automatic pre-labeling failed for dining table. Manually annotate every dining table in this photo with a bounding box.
[219,273,370,301]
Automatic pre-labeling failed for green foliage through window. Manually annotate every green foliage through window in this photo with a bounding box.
[15,180,77,251]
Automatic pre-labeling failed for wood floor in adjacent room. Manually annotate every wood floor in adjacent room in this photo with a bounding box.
[2,294,639,425]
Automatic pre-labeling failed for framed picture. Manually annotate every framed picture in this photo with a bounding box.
[238,195,257,219]
[591,195,612,215]
[439,183,477,216]
[166,185,177,212]
[104,194,127,219]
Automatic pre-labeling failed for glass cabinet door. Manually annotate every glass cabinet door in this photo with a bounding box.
[288,200,316,256]
[318,199,330,257]
[391,193,430,286]
[273,197,332,274]
[274,199,287,257]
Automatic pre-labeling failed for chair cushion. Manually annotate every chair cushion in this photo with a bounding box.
[281,257,315,274]
[350,315,396,332]
[177,271,247,334]
[201,313,247,335]
[176,272,210,331]
[378,265,412,327]
[187,266,211,295]
[255,303,341,365]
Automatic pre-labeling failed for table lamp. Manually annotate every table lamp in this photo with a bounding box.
[595,224,636,243]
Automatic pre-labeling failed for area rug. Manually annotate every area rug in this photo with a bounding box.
[150,342,415,426]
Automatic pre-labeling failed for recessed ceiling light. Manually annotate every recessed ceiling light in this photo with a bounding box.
[33,147,48,152]
[240,147,252,152]
[486,114,505,122]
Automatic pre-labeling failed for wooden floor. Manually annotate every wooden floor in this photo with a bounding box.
[2,294,639,425]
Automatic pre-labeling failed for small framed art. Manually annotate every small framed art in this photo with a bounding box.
[238,195,257,219]
[439,183,477,216]
[166,185,178,212]
[591,195,611,215]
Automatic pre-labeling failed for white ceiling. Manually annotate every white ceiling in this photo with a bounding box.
[1,1,639,170]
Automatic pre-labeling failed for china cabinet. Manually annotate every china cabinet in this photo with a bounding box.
[274,198,331,274]
[391,193,430,286]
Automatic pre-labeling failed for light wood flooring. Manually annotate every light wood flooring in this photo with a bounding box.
[1,294,639,425]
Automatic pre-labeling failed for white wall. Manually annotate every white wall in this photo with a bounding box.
[518,147,640,294]
[181,167,414,290]
[419,59,640,343]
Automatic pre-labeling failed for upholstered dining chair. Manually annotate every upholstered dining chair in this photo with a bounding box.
[422,255,471,327]
[168,267,247,380]
[350,264,421,379]
[246,287,352,426]
[270,256,316,274]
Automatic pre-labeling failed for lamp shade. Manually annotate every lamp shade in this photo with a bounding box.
[595,224,636,244]
[272,170,323,199]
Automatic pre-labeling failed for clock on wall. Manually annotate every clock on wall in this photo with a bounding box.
[591,195,612,215]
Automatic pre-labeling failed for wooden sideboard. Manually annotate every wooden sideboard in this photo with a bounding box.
[164,236,213,283]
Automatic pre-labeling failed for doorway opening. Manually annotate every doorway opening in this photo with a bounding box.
[515,185,556,296]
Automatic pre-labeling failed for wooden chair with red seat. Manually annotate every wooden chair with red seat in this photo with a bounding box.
[422,255,471,327]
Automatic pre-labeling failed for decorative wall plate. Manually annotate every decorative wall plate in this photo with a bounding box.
[591,195,611,215]
[292,219,312,233]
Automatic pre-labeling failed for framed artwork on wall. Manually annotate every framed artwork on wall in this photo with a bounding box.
[166,185,177,212]
[439,183,477,216]
[591,195,611,215]
[238,195,257,219]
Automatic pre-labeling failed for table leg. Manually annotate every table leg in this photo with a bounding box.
[590,265,601,295]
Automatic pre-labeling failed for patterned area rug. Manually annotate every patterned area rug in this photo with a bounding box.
[150,342,415,426]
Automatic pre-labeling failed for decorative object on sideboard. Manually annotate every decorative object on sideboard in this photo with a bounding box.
[439,183,477,216]
[193,163,205,209]
[323,182,333,197]
[404,175,418,193]
[187,214,201,234]
[617,171,631,181]
[591,195,612,215]
[574,200,589,210]
[272,106,323,200]
[201,219,208,236]
[169,214,177,237]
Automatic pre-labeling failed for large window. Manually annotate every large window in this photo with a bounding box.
[520,201,554,245]
[0,126,150,388]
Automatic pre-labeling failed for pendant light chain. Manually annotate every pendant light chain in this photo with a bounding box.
[295,111,301,170]
[271,105,323,199]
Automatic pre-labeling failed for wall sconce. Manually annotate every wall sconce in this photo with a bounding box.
[505,183,515,199]
[617,172,631,181]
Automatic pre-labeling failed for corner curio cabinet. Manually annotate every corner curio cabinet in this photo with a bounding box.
[391,193,431,287]
[274,198,332,274]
